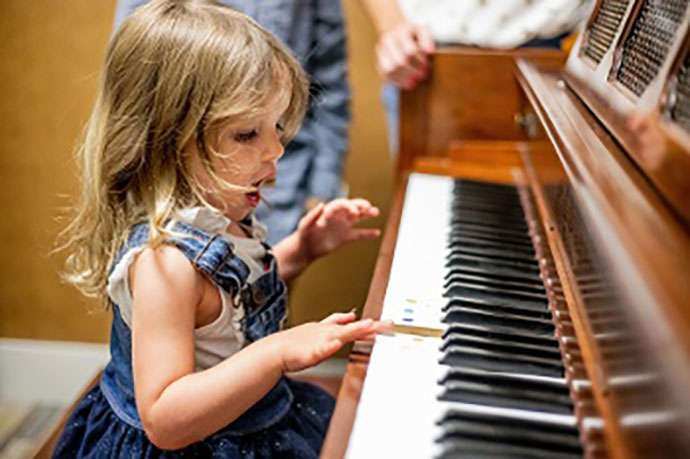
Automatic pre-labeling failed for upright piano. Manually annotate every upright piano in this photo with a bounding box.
[322,1,690,458]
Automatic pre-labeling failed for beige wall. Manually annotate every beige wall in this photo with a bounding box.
[0,1,391,342]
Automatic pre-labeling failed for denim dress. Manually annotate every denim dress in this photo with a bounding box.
[53,219,335,458]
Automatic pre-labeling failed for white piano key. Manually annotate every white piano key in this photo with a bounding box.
[381,173,453,329]
[346,334,577,459]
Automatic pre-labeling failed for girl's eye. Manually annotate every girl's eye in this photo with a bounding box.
[234,129,258,143]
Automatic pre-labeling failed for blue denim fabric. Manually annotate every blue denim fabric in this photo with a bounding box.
[113,0,351,245]
[53,222,335,458]
[381,83,400,158]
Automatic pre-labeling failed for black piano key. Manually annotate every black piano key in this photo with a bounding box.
[448,234,535,254]
[440,345,565,377]
[445,280,547,303]
[451,202,525,217]
[448,215,529,237]
[439,367,570,404]
[448,221,532,241]
[451,197,523,210]
[440,366,568,391]
[447,227,534,247]
[446,248,538,269]
[453,179,520,194]
[442,304,556,336]
[444,288,548,313]
[436,436,581,459]
[444,271,546,295]
[450,217,528,234]
[441,338,562,366]
[437,420,582,455]
[451,203,527,218]
[442,297,553,320]
[451,204,527,221]
[438,379,573,414]
[439,407,579,436]
[443,323,559,349]
[447,240,536,261]
[452,187,520,199]
[441,333,562,365]
[441,332,560,361]
[445,257,542,282]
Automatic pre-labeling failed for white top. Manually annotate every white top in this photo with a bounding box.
[106,207,270,371]
[399,0,591,49]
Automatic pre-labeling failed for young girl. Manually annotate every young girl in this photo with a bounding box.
[54,1,388,457]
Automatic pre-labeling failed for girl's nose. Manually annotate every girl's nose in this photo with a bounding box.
[264,130,284,161]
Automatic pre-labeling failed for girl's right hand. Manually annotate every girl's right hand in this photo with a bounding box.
[272,312,389,373]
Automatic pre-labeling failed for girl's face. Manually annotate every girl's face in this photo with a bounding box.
[189,93,290,224]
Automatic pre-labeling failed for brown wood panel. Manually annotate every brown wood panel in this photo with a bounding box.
[565,76,690,228]
[518,58,690,459]
[0,0,115,341]
[398,48,564,174]
[521,152,629,459]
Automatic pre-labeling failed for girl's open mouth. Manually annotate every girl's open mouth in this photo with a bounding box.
[245,180,263,207]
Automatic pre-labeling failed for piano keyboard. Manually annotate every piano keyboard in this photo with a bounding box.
[346,173,583,458]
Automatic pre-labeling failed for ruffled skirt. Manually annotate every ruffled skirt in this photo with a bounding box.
[53,379,335,458]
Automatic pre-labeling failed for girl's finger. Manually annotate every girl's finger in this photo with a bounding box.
[345,200,361,219]
[345,228,381,242]
[321,311,357,325]
[336,319,376,343]
[359,320,394,341]
[374,319,395,334]
[299,202,325,230]
[349,198,371,208]
[349,199,379,219]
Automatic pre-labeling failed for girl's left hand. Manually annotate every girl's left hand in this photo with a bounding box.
[297,198,381,261]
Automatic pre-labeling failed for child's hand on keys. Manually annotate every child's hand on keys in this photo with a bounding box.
[297,198,381,261]
[272,311,392,373]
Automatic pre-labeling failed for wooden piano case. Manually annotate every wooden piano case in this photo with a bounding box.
[322,3,690,457]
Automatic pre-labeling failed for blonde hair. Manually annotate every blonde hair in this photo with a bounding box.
[59,0,309,301]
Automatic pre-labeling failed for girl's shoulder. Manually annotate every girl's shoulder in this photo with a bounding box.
[109,208,258,312]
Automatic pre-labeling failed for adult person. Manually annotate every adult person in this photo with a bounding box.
[114,0,351,245]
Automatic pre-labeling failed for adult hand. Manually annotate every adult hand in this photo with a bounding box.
[376,22,435,90]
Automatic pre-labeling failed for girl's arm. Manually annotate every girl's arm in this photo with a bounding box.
[131,246,377,450]
[273,198,380,281]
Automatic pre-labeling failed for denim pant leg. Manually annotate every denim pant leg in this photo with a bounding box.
[381,83,400,158]
[256,200,305,246]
